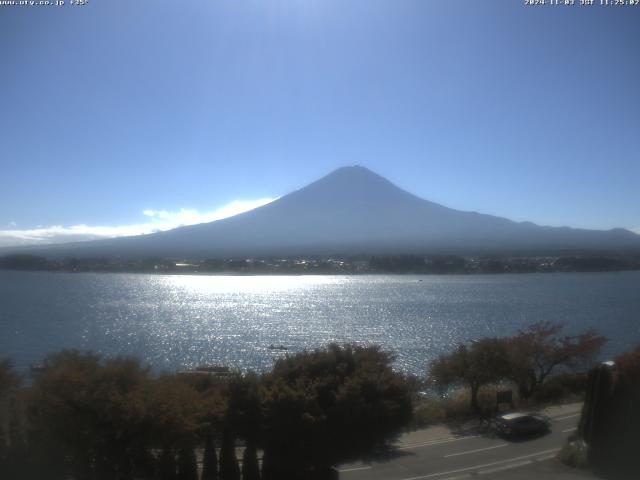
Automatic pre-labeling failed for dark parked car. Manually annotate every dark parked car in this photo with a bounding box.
[494,412,550,437]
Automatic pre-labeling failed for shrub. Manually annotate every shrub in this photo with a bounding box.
[412,398,447,427]
[440,386,502,419]
[559,440,588,469]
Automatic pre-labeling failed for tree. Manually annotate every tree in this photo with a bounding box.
[241,439,260,480]
[0,359,21,450]
[176,446,198,480]
[0,360,23,480]
[217,373,262,480]
[144,374,205,450]
[261,344,414,479]
[0,359,20,395]
[159,448,177,480]
[27,350,160,479]
[28,351,140,477]
[429,338,508,412]
[219,429,240,480]
[505,322,606,399]
[224,373,262,444]
[0,254,50,270]
[201,433,218,480]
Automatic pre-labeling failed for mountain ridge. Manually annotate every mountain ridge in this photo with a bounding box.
[4,166,640,259]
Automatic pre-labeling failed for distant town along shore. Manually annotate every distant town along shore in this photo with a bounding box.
[1,253,639,275]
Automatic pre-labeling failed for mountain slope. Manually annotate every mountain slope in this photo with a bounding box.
[10,166,640,258]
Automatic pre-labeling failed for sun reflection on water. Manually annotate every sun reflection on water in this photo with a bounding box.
[2,271,638,376]
[162,274,346,294]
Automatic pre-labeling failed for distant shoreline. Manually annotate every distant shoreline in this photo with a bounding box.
[3,252,640,277]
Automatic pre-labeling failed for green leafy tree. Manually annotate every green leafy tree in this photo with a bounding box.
[143,374,206,480]
[261,344,414,479]
[27,351,152,478]
[145,374,206,444]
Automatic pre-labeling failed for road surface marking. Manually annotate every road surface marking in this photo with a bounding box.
[398,435,478,450]
[439,475,471,480]
[400,447,561,480]
[536,454,558,461]
[554,413,580,421]
[562,427,577,433]
[478,459,532,475]
[338,465,372,473]
[444,443,508,458]
[399,437,457,448]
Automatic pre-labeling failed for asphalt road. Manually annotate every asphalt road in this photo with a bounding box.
[338,409,582,480]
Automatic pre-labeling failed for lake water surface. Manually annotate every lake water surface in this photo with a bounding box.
[1,271,638,375]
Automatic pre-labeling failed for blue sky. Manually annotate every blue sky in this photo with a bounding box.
[1,0,638,246]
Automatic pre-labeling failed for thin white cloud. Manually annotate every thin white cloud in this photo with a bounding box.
[0,197,276,248]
